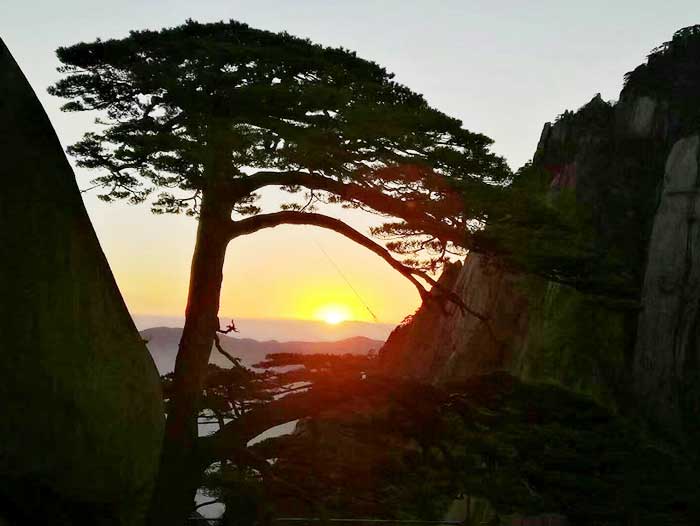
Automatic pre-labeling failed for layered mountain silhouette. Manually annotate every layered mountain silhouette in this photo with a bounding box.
[134,315,396,342]
[141,326,383,374]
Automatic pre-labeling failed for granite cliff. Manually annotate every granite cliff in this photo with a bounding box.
[379,25,700,435]
[0,39,164,525]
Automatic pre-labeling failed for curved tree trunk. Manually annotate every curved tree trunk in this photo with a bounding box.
[148,188,231,526]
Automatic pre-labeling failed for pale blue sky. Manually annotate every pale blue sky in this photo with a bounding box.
[3,1,699,324]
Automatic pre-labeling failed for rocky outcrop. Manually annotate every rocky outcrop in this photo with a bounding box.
[0,39,163,524]
[379,255,629,405]
[379,26,700,431]
[378,93,643,405]
[379,257,529,383]
[634,135,700,430]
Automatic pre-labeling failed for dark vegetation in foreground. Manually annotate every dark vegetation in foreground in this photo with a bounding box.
[192,353,699,525]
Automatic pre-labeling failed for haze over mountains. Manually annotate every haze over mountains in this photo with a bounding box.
[134,314,396,343]
[142,326,385,374]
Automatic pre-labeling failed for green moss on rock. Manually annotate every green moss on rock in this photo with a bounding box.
[512,278,631,407]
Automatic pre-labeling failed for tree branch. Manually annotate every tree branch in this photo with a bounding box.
[227,211,434,302]
[234,170,470,246]
[200,379,392,462]
[212,332,242,368]
[194,499,221,510]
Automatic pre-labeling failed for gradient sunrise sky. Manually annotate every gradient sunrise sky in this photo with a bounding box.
[3,1,699,324]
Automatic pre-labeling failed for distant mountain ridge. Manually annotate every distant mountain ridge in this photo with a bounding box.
[134,315,396,342]
[141,326,384,374]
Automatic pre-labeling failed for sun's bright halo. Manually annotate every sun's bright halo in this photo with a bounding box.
[323,311,346,325]
[315,304,351,325]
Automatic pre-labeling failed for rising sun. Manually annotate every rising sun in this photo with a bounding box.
[315,305,351,325]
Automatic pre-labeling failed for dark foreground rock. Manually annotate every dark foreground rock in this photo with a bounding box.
[0,39,163,524]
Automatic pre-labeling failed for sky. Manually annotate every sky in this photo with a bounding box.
[3,1,699,326]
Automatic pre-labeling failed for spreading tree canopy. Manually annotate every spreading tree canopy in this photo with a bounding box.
[50,20,510,526]
[50,19,509,274]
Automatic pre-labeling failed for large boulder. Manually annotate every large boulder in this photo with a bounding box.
[0,39,163,524]
[634,134,700,432]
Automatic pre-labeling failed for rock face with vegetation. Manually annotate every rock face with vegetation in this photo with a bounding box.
[0,39,163,525]
[378,257,530,383]
[379,26,700,432]
[635,134,700,432]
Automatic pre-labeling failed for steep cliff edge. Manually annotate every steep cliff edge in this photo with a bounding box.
[379,26,700,432]
[634,134,700,432]
[378,257,530,384]
[0,39,164,524]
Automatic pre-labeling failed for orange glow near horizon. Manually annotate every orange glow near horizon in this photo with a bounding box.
[90,203,422,325]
